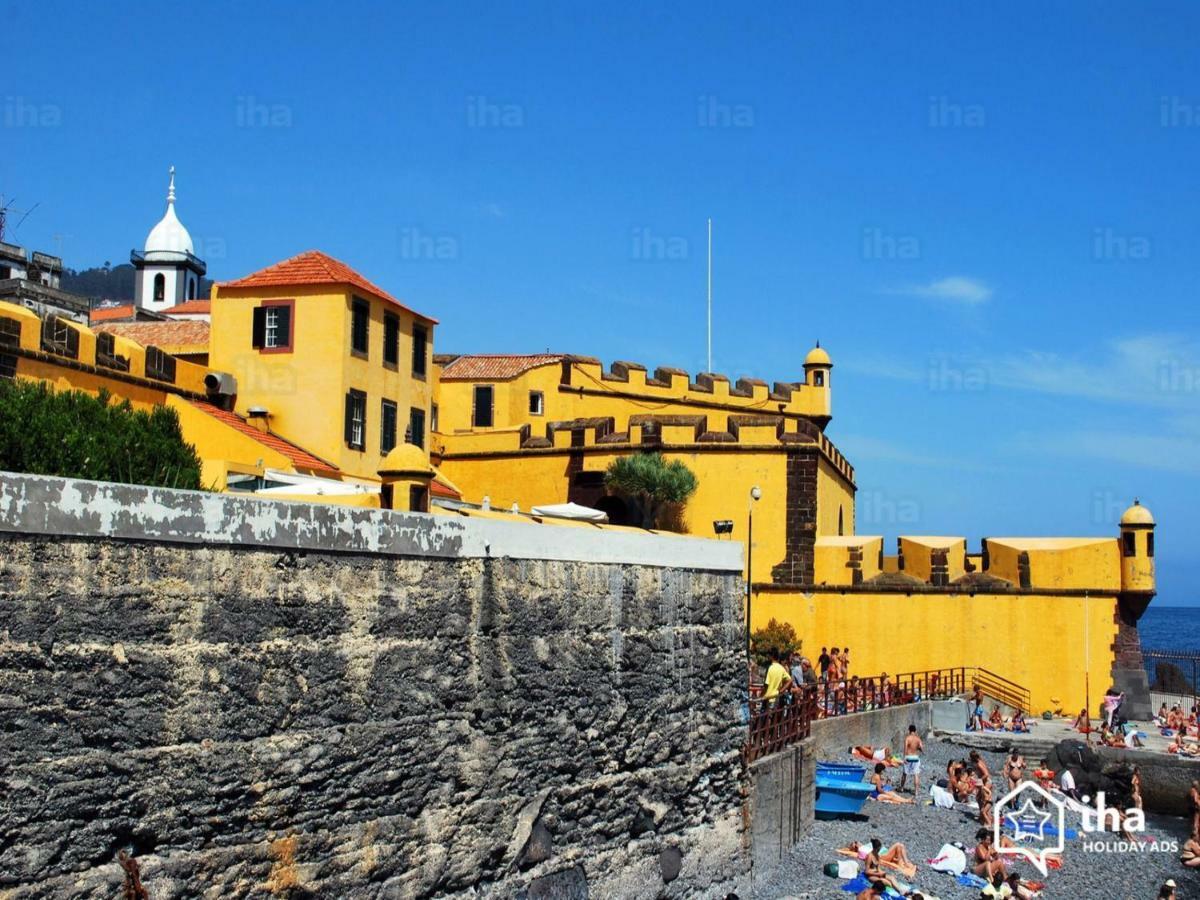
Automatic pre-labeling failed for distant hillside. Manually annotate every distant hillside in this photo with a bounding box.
[60,264,213,303]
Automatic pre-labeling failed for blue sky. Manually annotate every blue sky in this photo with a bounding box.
[5,2,1198,604]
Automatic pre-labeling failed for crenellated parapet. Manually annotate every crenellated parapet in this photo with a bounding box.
[0,300,216,398]
[559,354,830,423]
[435,405,855,483]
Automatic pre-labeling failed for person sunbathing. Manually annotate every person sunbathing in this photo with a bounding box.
[1182,836,1200,868]
[1011,709,1029,733]
[1132,766,1143,810]
[870,763,915,803]
[973,830,1006,880]
[988,705,1004,730]
[1098,723,1124,747]
[1156,703,1168,725]
[838,837,917,882]
[1003,750,1026,791]
[855,880,887,900]
[851,745,898,765]
[1071,707,1091,734]
[1005,872,1040,900]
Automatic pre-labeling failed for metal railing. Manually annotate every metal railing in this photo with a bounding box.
[970,667,1031,714]
[1143,648,1200,710]
[744,667,974,763]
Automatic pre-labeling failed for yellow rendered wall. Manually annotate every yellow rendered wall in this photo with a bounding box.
[211,286,434,481]
[750,589,1118,715]
[165,395,295,490]
[899,537,967,583]
[987,538,1121,591]
[817,456,855,536]
[437,445,791,582]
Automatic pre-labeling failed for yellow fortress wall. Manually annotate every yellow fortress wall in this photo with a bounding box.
[430,346,1157,719]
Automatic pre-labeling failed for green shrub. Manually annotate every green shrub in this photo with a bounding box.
[752,618,801,665]
[0,380,202,490]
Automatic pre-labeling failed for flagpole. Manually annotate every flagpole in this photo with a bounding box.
[706,218,712,373]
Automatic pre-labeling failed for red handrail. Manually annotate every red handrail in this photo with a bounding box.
[743,667,972,763]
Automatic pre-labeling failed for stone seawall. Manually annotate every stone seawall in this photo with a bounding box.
[0,474,748,899]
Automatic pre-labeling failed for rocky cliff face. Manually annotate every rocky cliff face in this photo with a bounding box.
[0,536,746,898]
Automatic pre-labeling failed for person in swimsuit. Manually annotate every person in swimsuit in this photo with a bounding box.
[969,750,991,785]
[854,881,887,900]
[1181,837,1200,868]
[973,829,1006,880]
[900,724,923,795]
[976,775,994,827]
[1003,749,1025,791]
[858,837,916,885]
[870,763,914,804]
[1189,781,1200,839]
[1131,765,1143,810]
[1010,709,1028,732]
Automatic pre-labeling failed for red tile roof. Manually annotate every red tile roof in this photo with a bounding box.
[93,320,211,352]
[89,304,136,323]
[431,477,461,499]
[164,299,211,315]
[186,400,339,474]
[220,250,437,324]
[438,354,565,380]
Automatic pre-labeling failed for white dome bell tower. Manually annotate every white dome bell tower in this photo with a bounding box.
[132,166,206,312]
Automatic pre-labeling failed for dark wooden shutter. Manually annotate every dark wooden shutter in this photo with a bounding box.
[344,391,355,444]
[275,305,291,348]
[252,307,266,348]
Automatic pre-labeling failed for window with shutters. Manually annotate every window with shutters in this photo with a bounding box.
[345,389,367,450]
[412,323,427,377]
[95,332,130,372]
[351,297,370,357]
[381,399,398,453]
[251,300,294,353]
[472,385,493,428]
[0,316,20,348]
[0,353,15,379]
[145,346,177,383]
[409,407,426,449]
[383,313,400,368]
[41,316,79,359]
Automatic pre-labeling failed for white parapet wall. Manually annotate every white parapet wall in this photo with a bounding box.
[0,471,745,571]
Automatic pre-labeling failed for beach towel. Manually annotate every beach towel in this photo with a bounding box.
[927,843,967,875]
[956,872,988,889]
[930,784,955,809]
[839,874,904,896]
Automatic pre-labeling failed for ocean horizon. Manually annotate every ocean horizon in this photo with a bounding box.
[1140,605,1200,653]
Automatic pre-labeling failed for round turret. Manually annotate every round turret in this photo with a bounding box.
[1119,499,1155,594]
[803,343,832,368]
[378,443,435,512]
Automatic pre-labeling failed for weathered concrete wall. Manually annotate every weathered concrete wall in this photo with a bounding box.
[0,474,748,899]
[747,743,814,875]
[808,701,933,761]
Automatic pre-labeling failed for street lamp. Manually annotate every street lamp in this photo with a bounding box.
[746,485,762,661]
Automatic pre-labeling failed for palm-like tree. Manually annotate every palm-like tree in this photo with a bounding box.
[603,452,698,529]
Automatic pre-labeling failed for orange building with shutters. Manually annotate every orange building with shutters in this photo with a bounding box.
[208,251,438,485]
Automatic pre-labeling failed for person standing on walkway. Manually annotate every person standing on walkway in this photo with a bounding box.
[818,646,831,681]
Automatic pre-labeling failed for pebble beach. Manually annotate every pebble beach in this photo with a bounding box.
[757,737,1200,899]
